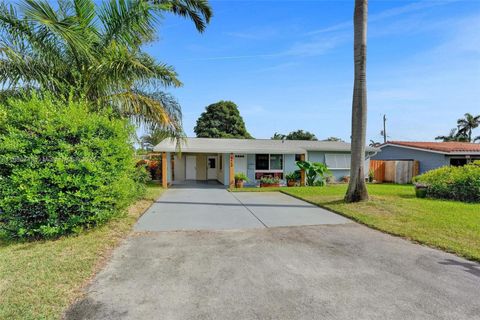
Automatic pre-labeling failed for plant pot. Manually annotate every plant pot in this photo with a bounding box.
[287,180,295,187]
[415,185,428,198]
[235,180,244,188]
[260,183,280,188]
[342,176,350,183]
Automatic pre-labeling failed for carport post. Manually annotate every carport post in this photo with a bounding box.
[300,154,306,186]
[162,152,168,188]
[229,153,235,188]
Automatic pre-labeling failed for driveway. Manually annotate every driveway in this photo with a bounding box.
[135,185,349,231]
[65,186,480,320]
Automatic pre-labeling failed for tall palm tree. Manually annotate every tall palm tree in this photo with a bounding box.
[457,113,480,142]
[435,128,468,142]
[345,0,368,203]
[0,0,212,139]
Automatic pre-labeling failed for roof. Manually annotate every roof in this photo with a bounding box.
[383,141,480,154]
[153,137,379,154]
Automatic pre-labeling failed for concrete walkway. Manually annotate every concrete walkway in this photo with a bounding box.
[135,185,349,232]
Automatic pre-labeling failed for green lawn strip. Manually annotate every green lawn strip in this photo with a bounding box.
[232,184,480,262]
[0,184,164,320]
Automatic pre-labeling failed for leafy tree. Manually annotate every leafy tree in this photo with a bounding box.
[323,136,344,142]
[345,0,369,202]
[0,0,212,139]
[457,113,480,142]
[271,130,317,140]
[140,128,171,151]
[194,101,252,138]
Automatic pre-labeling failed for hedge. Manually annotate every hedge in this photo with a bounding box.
[414,162,480,203]
[0,94,146,239]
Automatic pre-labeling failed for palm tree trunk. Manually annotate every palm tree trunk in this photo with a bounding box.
[345,0,369,202]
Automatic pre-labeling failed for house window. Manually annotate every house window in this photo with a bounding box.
[270,154,283,170]
[255,154,283,171]
[295,154,303,162]
[255,154,269,170]
[325,154,351,169]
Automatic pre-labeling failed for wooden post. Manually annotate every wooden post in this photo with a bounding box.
[300,154,306,186]
[162,152,167,188]
[229,153,235,188]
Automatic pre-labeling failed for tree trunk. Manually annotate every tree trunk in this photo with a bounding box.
[345,0,369,203]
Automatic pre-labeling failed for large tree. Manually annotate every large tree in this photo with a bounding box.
[345,0,368,203]
[0,0,212,139]
[435,128,468,142]
[194,101,252,138]
[271,130,317,140]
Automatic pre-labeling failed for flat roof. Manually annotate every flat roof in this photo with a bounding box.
[153,137,379,154]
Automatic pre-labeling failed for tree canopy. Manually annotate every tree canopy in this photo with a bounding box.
[271,130,317,141]
[435,113,479,143]
[0,0,212,140]
[194,101,252,138]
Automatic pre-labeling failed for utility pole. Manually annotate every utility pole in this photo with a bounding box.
[382,114,387,143]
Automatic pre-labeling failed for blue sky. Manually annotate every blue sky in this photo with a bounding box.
[145,0,480,142]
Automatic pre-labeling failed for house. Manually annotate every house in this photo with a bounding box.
[153,138,379,187]
[371,141,480,174]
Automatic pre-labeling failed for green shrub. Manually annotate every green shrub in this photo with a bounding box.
[234,172,249,182]
[0,94,145,239]
[414,163,480,202]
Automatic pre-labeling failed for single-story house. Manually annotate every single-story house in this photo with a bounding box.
[371,141,480,174]
[153,138,378,187]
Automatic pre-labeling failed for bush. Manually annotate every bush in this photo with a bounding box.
[0,94,145,239]
[414,162,480,202]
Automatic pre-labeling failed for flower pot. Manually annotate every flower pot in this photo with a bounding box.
[235,180,244,188]
[260,183,280,188]
[287,180,295,187]
[415,184,428,198]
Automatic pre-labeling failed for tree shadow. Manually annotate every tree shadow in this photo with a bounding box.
[439,258,480,278]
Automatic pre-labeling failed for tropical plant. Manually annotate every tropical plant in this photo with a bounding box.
[457,113,480,142]
[271,132,286,140]
[345,0,368,202]
[0,0,212,140]
[435,128,469,142]
[194,100,252,138]
[369,139,381,147]
[234,172,249,182]
[296,161,331,186]
[475,136,480,143]
[285,171,300,181]
[140,127,172,151]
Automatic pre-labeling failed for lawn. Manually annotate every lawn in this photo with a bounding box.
[0,183,164,320]
[233,184,480,261]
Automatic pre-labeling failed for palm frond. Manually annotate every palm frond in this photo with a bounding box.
[154,0,212,33]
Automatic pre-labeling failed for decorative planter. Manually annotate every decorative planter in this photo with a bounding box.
[260,183,280,188]
[342,176,350,183]
[415,184,428,198]
[235,180,245,188]
[287,180,296,187]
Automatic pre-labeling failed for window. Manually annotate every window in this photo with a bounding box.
[295,154,303,162]
[270,154,283,170]
[325,154,351,169]
[255,154,269,170]
[255,154,283,171]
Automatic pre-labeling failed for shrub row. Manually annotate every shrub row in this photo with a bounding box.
[414,161,480,203]
[0,95,147,239]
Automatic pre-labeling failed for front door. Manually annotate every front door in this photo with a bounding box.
[207,156,217,180]
[186,155,196,180]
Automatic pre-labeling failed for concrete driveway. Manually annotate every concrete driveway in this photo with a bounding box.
[65,186,480,320]
[135,185,349,231]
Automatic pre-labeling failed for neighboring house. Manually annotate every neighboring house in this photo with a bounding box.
[371,141,480,174]
[154,138,378,187]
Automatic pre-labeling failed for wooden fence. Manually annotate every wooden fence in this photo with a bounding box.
[369,160,419,184]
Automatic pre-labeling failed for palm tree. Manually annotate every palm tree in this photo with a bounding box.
[345,0,368,203]
[0,0,212,139]
[474,136,480,143]
[435,128,468,142]
[457,113,480,142]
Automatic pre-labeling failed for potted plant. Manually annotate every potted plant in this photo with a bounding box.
[285,172,299,187]
[414,183,428,198]
[341,175,350,183]
[260,176,281,188]
[234,172,249,188]
[368,169,375,183]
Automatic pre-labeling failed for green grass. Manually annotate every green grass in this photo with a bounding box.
[0,184,164,320]
[233,184,480,261]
